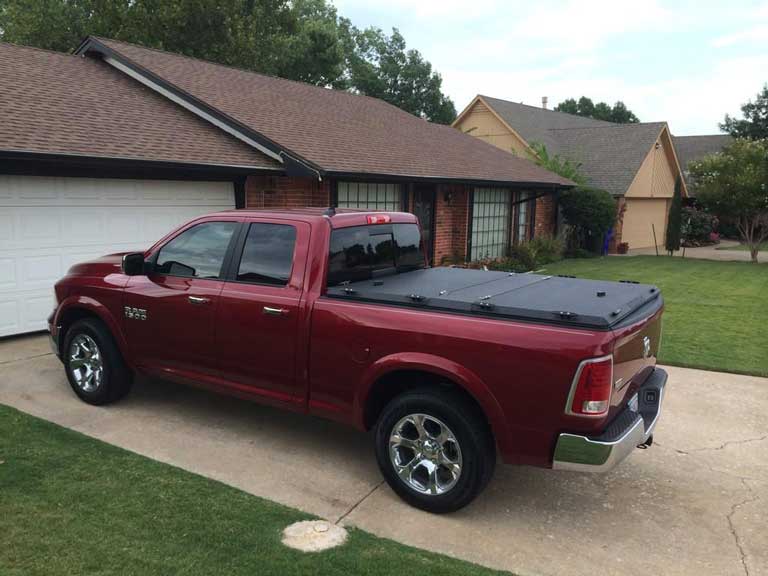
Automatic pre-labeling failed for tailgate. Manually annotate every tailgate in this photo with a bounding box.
[609,305,664,414]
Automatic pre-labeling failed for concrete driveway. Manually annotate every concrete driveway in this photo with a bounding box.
[1,334,766,576]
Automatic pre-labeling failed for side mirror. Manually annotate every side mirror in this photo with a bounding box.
[122,252,147,276]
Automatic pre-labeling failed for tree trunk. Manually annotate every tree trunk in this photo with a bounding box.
[750,246,759,263]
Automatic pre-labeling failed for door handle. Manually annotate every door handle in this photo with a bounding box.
[263,306,288,316]
[188,295,211,305]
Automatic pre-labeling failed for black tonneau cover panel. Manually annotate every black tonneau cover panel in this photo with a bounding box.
[326,267,662,330]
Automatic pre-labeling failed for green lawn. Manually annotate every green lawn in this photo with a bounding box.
[0,405,506,576]
[540,256,768,377]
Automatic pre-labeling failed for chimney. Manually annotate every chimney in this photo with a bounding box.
[542,96,548,109]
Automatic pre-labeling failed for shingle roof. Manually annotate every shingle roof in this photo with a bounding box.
[479,96,669,196]
[0,42,280,169]
[672,134,731,168]
[88,38,571,187]
[548,123,666,196]
[479,95,614,152]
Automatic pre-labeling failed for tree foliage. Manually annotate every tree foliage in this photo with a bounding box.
[689,138,768,262]
[555,96,639,123]
[720,84,768,140]
[665,176,683,253]
[336,23,455,123]
[531,143,615,252]
[0,0,455,122]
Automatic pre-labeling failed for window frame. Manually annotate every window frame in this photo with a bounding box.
[149,219,242,281]
[332,180,406,211]
[469,186,512,261]
[226,221,299,288]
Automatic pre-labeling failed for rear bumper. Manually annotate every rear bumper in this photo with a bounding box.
[552,367,667,472]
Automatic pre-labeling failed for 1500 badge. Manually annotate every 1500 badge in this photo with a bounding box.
[124,306,147,321]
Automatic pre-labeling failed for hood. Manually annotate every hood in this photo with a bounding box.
[66,252,132,277]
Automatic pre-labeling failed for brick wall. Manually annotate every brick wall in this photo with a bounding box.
[533,194,556,238]
[433,184,469,265]
[245,174,329,208]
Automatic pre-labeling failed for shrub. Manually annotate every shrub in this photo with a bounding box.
[559,187,617,253]
[527,235,564,264]
[681,207,719,246]
[466,236,564,272]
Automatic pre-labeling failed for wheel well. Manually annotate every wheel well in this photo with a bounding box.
[363,370,495,441]
[57,308,102,352]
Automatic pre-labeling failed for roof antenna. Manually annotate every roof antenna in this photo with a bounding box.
[323,207,336,217]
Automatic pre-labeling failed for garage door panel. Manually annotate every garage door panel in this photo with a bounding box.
[622,199,668,249]
[0,176,235,337]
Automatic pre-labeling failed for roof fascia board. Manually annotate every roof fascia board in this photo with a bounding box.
[658,124,689,197]
[77,37,324,177]
[0,149,283,175]
[451,95,482,127]
[326,171,571,189]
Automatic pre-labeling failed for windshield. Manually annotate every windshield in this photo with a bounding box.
[327,223,426,286]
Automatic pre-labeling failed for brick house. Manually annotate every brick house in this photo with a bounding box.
[0,38,570,336]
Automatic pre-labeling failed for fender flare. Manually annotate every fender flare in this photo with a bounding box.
[55,296,131,364]
[353,352,510,454]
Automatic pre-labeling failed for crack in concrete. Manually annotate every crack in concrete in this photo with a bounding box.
[0,352,53,366]
[687,435,768,453]
[334,480,385,526]
[727,479,758,576]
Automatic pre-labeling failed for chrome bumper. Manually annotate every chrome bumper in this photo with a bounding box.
[553,368,667,472]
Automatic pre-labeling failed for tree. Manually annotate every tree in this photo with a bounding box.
[0,0,455,122]
[554,96,639,123]
[338,23,456,123]
[530,143,615,252]
[720,85,768,140]
[689,138,768,263]
[665,176,683,254]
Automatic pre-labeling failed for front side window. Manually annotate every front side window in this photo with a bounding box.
[236,223,297,286]
[327,223,425,286]
[155,221,237,279]
[336,181,401,211]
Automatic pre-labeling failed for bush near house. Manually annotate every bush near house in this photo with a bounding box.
[558,187,617,254]
[681,206,720,247]
[468,236,564,272]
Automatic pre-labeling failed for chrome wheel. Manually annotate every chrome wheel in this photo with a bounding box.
[389,413,463,495]
[68,334,104,393]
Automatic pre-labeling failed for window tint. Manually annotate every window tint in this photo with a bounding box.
[327,223,424,286]
[237,223,296,285]
[155,221,237,279]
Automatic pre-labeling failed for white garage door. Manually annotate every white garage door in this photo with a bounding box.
[0,175,235,337]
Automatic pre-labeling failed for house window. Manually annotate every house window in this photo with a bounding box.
[336,182,401,211]
[470,187,511,260]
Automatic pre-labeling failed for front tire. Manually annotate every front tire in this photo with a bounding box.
[63,318,133,405]
[374,387,495,513]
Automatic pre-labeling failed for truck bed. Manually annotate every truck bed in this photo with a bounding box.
[325,267,662,330]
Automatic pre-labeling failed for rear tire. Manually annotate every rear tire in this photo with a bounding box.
[63,318,133,405]
[374,387,495,513]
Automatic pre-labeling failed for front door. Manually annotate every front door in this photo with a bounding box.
[412,184,436,264]
[123,220,239,378]
[214,220,308,404]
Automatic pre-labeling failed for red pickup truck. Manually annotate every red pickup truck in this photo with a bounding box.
[49,208,666,512]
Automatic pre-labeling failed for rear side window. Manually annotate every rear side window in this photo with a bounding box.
[155,221,237,279]
[236,223,296,285]
[327,223,425,286]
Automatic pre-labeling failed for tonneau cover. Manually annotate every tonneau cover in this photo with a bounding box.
[325,267,662,330]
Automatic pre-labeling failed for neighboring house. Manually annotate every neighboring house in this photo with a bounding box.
[0,38,571,337]
[453,95,688,251]
[672,134,732,196]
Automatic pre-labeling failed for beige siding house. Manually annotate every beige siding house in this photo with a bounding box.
[454,95,687,250]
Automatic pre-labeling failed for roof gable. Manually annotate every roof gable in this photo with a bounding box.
[77,37,572,187]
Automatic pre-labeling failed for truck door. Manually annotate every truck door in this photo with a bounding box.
[214,220,309,403]
[123,220,240,378]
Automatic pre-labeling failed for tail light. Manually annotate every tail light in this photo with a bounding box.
[567,355,613,416]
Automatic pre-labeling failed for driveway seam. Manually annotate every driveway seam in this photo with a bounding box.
[334,480,385,525]
[0,352,53,365]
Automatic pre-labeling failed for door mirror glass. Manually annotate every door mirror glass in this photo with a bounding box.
[122,252,147,276]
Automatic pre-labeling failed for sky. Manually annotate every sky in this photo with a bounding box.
[333,0,768,135]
